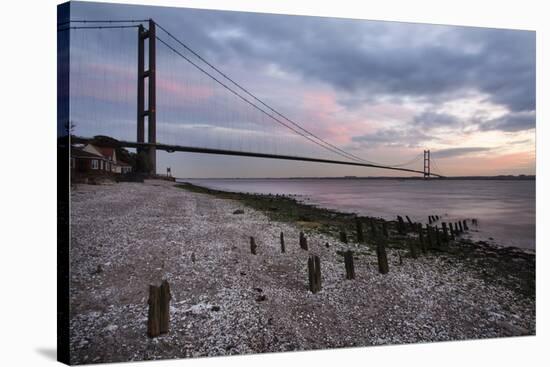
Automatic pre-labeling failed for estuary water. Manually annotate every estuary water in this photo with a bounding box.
[181,178,536,250]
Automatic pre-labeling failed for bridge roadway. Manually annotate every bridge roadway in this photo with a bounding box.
[72,136,444,178]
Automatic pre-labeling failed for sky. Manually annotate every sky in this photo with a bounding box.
[65,1,536,178]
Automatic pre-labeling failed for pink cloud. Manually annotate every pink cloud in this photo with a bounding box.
[433,151,535,176]
[156,78,215,105]
[297,91,374,144]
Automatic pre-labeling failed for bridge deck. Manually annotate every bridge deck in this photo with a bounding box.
[71,136,444,178]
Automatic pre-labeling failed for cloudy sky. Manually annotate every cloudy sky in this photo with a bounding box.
[66,1,536,178]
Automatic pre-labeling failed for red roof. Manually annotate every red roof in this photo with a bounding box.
[96,146,115,160]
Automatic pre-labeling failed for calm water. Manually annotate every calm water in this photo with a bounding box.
[182,178,536,250]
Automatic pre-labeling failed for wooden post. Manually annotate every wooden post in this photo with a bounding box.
[441,222,449,242]
[159,280,171,334]
[147,280,171,337]
[355,217,364,243]
[397,216,406,234]
[463,219,469,231]
[280,231,285,253]
[409,239,418,259]
[405,215,414,230]
[428,216,433,224]
[435,226,441,248]
[308,255,321,293]
[458,221,464,232]
[308,256,313,292]
[398,251,403,265]
[339,230,348,244]
[426,224,434,249]
[376,240,389,274]
[382,221,389,238]
[250,236,257,255]
[417,223,426,253]
[299,232,308,250]
[447,223,455,240]
[147,285,160,337]
[344,250,355,280]
[370,219,378,237]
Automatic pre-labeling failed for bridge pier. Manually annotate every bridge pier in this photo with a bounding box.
[137,19,157,175]
[423,150,430,179]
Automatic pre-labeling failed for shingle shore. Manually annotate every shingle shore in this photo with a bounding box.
[69,180,535,364]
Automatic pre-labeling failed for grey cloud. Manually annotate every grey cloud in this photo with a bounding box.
[71,2,535,116]
[351,128,435,148]
[413,110,461,129]
[432,147,492,159]
[201,14,535,114]
[480,111,535,132]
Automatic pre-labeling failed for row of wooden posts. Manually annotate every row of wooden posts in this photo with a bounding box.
[147,215,472,337]
[249,227,391,294]
[252,217,471,293]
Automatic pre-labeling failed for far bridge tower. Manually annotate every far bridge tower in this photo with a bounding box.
[423,150,430,179]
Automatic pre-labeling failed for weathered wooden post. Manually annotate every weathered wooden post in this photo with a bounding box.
[441,222,449,242]
[398,251,403,265]
[355,217,364,243]
[308,255,322,293]
[280,231,285,253]
[417,223,426,253]
[409,239,418,259]
[250,236,257,255]
[339,230,348,244]
[147,280,171,337]
[344,250,355,280]
[397,216,406,234]
[426,224,434,249]
[435,226,441,248]
[299,232,308,250]
[147,285,160,337]
[405,215,414,230]
[463,219,469,231]
[382,221,389,238]
[458,221,464,232]
[376,239,389,274]
[428,216,433,224]
[447,223,455,240]
[159,280,171,334]
[370,219,378,237]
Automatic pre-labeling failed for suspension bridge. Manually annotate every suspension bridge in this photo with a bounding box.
[58,18,445,178]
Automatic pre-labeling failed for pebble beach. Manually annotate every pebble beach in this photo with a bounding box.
[69,180,535,364]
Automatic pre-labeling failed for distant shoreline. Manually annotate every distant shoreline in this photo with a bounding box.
[177,175,535,181]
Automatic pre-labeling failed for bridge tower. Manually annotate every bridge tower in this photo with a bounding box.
[423,150,430,178]
[137,19,156,175]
